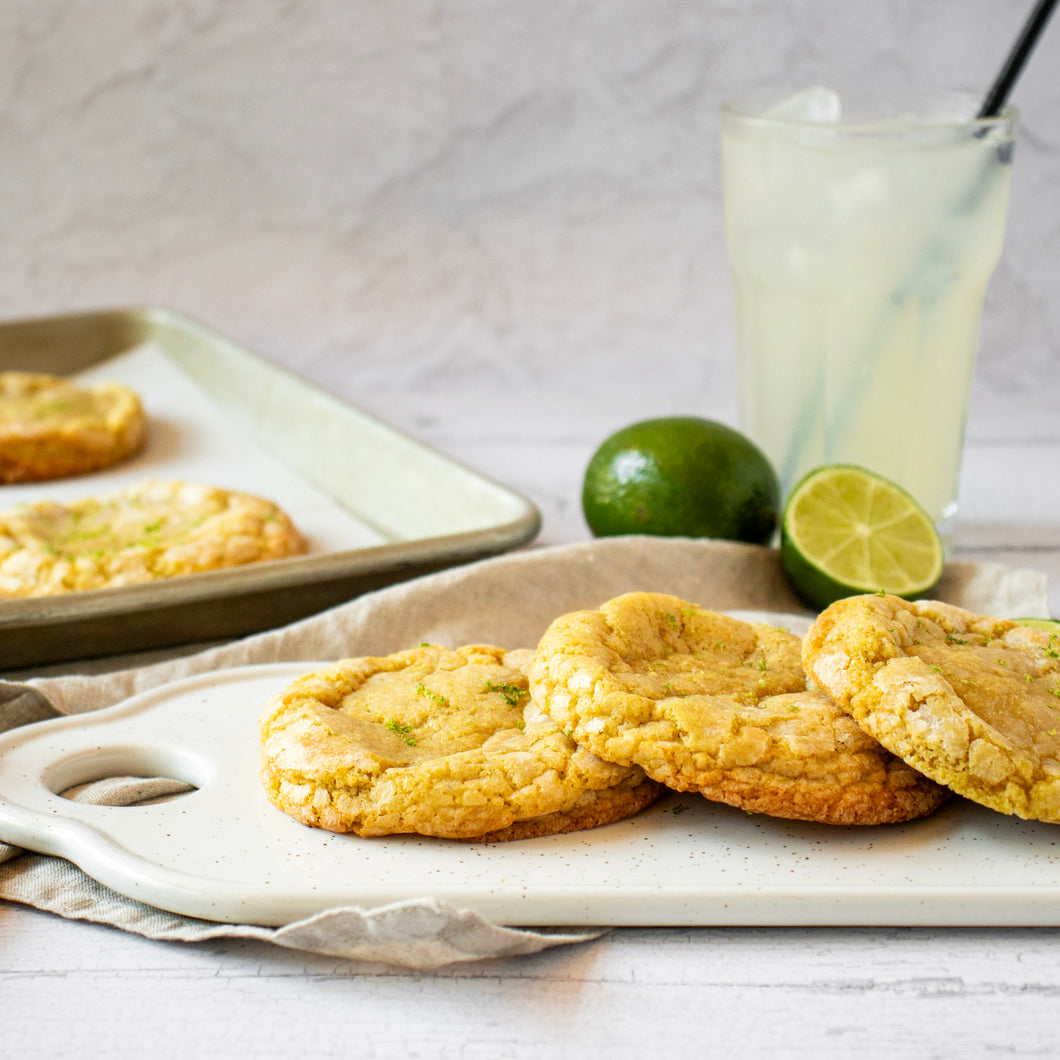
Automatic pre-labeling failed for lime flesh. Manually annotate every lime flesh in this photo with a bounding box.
[781,464,944,610]
[1015,617,1060,633]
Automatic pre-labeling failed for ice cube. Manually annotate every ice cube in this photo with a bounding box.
[764,87,841,123]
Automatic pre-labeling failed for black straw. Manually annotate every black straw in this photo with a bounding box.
[978,0,1059,118]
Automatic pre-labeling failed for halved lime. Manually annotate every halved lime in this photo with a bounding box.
[1014,617,1060,633]
[780,465,944,610]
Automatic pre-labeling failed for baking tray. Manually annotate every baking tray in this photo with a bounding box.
[3,659,1060,928]
[0,307,540,668]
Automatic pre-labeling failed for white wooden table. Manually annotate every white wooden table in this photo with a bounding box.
[2,396,1059,1059]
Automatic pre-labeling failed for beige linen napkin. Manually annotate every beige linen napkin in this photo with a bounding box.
[0,537,1050,969]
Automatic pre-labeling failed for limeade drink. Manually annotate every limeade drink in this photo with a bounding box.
[720,89,1016,529]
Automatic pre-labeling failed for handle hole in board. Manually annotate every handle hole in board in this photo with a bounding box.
[42,745,212,807]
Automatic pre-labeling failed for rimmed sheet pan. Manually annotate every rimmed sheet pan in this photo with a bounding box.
[0,307,540,667]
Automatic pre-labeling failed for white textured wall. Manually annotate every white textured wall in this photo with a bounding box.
[1,1,1057,448]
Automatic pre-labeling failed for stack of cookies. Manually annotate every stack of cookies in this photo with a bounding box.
[258,590,1060,841]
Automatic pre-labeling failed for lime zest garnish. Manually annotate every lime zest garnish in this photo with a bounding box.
[384,718,417,746]
[484,680,529,706]
[415,683,448,706]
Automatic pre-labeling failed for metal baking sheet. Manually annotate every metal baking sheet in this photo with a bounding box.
[0,307,540,667]
[3,660,1060,928]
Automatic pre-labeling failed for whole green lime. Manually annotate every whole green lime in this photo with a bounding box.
[582,416,779,543]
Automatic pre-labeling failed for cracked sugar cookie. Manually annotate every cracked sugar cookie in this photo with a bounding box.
[259,644,661,841]
[527,591,948,825]
[0,371,146,483]
[804,594,1060,823]
[0,479,307,597]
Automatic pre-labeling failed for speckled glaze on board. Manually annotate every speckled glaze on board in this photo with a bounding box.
[1,659,1060,928]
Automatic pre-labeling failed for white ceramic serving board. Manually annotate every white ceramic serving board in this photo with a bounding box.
[2,662,1060,928]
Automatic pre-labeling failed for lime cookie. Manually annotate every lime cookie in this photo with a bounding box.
[528,591,948,825]
[0,371,146,483]
[0,479,307,597]
[804,594,1060,824]
[259,645,661,841]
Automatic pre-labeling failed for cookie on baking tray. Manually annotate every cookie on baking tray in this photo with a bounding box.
[0,478,308,598]
[0,371,147,483]
[527,591,948,825]
[259,644,662,841]
[804,594,1060,824]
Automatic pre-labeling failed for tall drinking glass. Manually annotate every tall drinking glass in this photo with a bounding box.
[719,89,1017,534]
